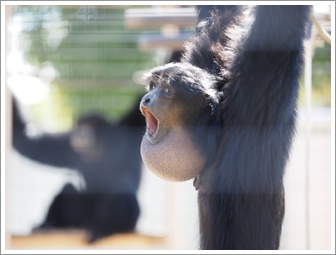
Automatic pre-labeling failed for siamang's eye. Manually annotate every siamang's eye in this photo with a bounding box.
[149,81,156,90]
[163,87,171,94]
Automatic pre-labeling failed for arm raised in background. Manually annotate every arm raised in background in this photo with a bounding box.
[12,98,77,169]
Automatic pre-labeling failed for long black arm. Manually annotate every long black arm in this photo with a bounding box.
[223,5,311,193]
[199,6,311,249]
[12,99,77,169]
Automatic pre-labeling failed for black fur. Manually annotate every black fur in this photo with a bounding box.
[12,96,145,242]
[181,5,311,249]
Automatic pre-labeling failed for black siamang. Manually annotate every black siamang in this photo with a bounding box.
[12,96,145,242]
[139,6,311,249]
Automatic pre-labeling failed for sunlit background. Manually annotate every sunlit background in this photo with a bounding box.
[3,4,333,251]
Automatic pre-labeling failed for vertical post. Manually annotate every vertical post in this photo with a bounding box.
[304,28,313,250]
[330,4,336,253]
[3,4,13,250]
[166,182,185,249]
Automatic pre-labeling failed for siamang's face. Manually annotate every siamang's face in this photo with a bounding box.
[139,73,178,144]
[139,62,218,182]
[140,62,217,144]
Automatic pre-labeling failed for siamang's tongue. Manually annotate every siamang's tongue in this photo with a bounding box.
[143,108,158,136]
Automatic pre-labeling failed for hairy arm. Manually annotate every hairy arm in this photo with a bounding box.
[13,130,76,168]
[12,100,77,169]
[200,6,312,249]
[221,6,312,192]
[229,6,311,127]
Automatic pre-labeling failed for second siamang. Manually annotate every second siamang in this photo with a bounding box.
[12,96,145,242]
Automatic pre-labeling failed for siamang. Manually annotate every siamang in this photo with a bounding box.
[139,6,311,250]
[12,96,145,242]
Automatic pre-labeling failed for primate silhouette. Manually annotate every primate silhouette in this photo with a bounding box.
[12,96,145,242]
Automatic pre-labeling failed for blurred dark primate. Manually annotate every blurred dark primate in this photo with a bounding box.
[12,95,145,242]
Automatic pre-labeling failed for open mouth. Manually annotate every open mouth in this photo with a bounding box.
[141,107,159,137]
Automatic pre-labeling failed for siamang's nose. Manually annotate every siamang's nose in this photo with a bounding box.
[141,94,151,106]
